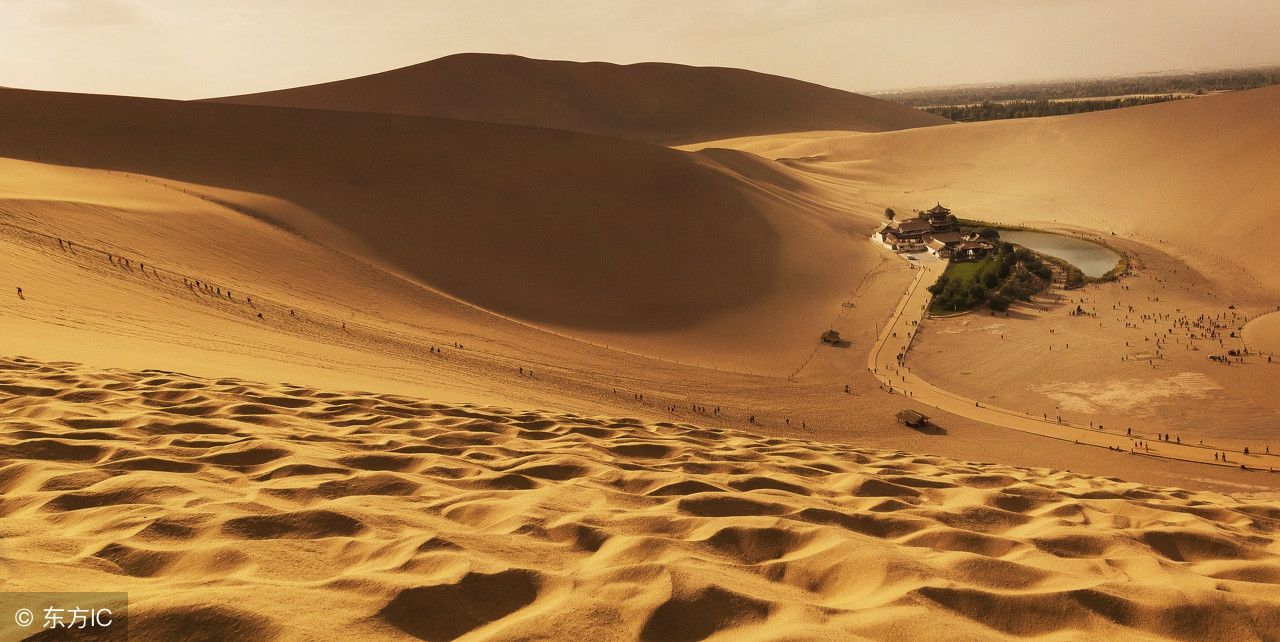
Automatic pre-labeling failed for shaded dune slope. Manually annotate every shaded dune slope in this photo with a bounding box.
[209,53,949,145]
[3,356,1279,640]
[0,87,833,338]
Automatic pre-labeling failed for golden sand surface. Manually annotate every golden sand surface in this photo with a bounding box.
[209,53,949,144]
[1,61,1279,639]
[3,357,1279,640]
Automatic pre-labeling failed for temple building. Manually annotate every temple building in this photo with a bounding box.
[874,203,991,260]
[920,203,957,232]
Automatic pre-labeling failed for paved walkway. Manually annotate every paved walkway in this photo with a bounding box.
[868,258,1277,472]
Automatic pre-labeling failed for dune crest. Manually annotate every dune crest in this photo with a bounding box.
[208,53,949,145]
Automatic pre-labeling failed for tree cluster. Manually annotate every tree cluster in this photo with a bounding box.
[924,96,1180,122]
[877,66,1280,107]
[927,243,1052,313]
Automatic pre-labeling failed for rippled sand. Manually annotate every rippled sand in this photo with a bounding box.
[4,356,1278,640]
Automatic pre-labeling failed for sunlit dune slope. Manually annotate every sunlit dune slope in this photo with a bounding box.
[691,86,1280,298]
[208,53,949,145]
[0,88,871,373]
[4,357,1279,640]
[1244,311,1280,354]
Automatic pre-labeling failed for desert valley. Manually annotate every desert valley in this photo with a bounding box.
[2,8,1280,640]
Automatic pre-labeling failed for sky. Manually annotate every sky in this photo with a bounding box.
[2,0,1279,98]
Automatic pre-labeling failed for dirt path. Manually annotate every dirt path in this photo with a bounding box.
[869,258,1279,472]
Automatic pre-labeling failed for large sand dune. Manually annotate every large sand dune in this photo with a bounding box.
[3,61,1280,640]
[4,357,1279,640]
[683,86,1280,486]
[210,53,949,145]
[690,85,1280,298]
[0,87,878,374]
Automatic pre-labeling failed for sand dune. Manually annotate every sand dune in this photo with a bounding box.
[689,86,1280,298]
[3,55,1280,641]
[0,86,876,374]
[681,87,1280,469]
[2,86,1275,487]
[1244,311,1280,355]
[3,356,1279,640]
[209,53,949,145]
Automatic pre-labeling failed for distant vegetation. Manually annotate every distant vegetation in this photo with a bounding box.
[924,96,1179,122]
[928,242,1053,314]
[878,66,1280,122]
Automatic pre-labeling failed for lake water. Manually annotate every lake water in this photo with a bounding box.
[999,230,1122,278]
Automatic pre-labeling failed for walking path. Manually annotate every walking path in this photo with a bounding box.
[868,257,1277,472]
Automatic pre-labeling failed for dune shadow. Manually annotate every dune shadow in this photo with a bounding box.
[910,422,947,436]
[0,88,784,334]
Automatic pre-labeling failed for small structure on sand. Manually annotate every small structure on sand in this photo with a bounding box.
[820,329,843,344]
[896,409,929,428]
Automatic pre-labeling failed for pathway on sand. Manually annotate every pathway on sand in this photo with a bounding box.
[868,258,1278,472]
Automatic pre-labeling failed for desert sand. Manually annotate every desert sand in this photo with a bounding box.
[2,57,1280,640]
[210,53,950,145]
[1244,311,1280,355]
[689,84,1280,476]
[4,357,1279,640]
[0,86,883,376]
[688,85,1280,300]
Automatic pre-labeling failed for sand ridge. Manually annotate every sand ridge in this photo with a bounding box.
[0,87,878,375]
[687,85,1280,301]
[1,155,1275,495]
[208,53,950,145]
[3,356,1280,640]
[3,54,1280,640]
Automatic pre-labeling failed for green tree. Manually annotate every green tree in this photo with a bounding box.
[988,293,1011,312]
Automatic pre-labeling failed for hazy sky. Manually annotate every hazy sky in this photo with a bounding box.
[3,0,1278,98]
